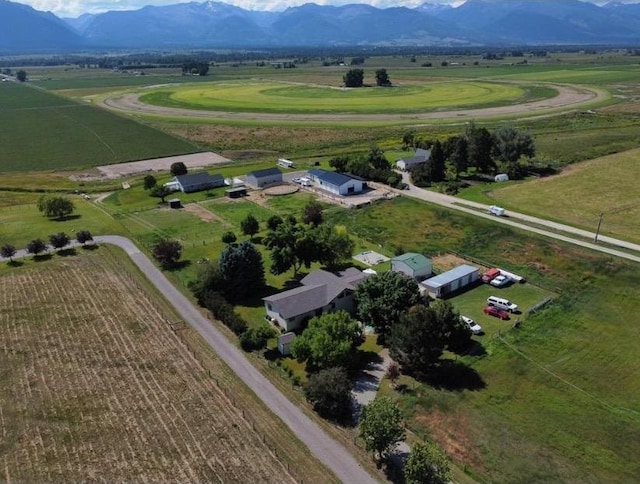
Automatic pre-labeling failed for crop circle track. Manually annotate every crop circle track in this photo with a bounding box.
[102,80,604,124]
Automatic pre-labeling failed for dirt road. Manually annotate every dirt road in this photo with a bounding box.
[101,83,605,123]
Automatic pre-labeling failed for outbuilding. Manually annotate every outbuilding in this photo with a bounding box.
[172,172,225,193]
[308,169,364,196]
[396,148,431,171]
[391,252,432,280]
[277,332,296,356]
[246,167,283,189]
[421,264,480,299]
[168,198,181,209]
[226,187,247,199]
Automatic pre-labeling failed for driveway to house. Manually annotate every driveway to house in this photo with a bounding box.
[3,236,378,484]
[396,173,640,264]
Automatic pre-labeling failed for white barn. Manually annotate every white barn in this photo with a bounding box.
[421,264,480,299]
[245,167,283,189]
[308,169,364,196]
[396,148,431,171]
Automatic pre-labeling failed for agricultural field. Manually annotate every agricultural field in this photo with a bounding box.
[0,247,331,483]
[0,82,198,172]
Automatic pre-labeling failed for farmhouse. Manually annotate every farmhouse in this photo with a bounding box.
[246,167,283,189]
[263,268,369,332]
[307,169,365,196]
[396,148,431,171]
[165,172,225,193]
[421,264,480,299]
[391,252,432,280]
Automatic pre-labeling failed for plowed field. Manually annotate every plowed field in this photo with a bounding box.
[0,249,306,483]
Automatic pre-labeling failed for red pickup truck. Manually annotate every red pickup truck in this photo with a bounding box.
[482,268,501,283]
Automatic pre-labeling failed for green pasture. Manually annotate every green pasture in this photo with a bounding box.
[0,82,198,172]
[139,80,534,114]
[484,148,640,244]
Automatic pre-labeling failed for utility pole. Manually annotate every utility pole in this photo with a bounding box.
[594,212,604,243]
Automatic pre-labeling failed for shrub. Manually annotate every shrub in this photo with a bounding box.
[201,290,247,335]
[240,325,276,351]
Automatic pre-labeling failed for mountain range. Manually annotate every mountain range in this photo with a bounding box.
[3,0,640,53]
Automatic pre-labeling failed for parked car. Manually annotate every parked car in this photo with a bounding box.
[487,296,519,313]
[482,268,501,283]
[461,315,483,334]
[490,275,511,288]
[483,306,510,320]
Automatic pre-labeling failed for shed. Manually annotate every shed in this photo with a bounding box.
[277,332,296,356]
[308,169,364,196]
[396,148,431,171]
[174,172,225,193]
[168,198,181,209]
[226,187,247,199]
[391,253,432,280]
[246,167,283,189]
[421,264,479,299]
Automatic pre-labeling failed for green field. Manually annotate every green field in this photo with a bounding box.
[0,82,198,172]
[139,80,536,114]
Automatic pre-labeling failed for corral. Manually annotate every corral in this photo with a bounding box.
[0,248,329,483]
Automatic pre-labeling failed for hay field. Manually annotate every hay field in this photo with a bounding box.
[491,148,640,243]
[0,248,327,482]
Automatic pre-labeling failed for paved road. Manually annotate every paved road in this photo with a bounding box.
[396,173,640,264]
[3,236,377,484]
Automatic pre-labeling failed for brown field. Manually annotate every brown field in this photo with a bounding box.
[0,248,329,483]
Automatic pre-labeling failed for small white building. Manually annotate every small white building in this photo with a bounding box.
[421,264,480,299]
[391,253,432,280]
[396,148,431,171]
[245,167,283,189]
[495,173,510,182]
[308,169,364,196]
[277,332,296,356]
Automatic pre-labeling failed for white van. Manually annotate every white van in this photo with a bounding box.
[487,296,519,313]
[489,205,506,217]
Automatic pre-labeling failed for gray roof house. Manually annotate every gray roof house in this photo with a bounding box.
[173,172,225,193]
[263,268,369,332]
[396,148,431,171]
[308,169,365,196]
[245,167,283,189]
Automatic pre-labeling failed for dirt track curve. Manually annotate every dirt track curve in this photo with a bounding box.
[101,83,605,123]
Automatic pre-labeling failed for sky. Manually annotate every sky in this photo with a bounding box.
[17,0,633,19]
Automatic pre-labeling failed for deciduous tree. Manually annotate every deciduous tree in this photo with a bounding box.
[16,70,27,82]
[26,238,47,257]
[492,125,535,179]
[48,232,70,250]
[404,441,450,484]
[302,200,323,226]
[329,155,349,173]
[355,271,422,339]
[1,244,16,262]
[291,311,363,371]
[37,195,75,220]
[304,367,354,422]
[150,185,171,203]
[221,231,237,244]
[76,230,93,245]
[360,397,405,461]
[143,174,157,190]
[266,214,284,231]
[152,239,183,268]
[170,161,188,176]
[343,68,364,88]
[375,68,391,86]
[240,213,260,240]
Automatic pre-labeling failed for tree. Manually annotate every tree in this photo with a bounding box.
[266,214,284,231]
[375,68,391,86]
[402,131,416,150]
[492,125,535,178]
[240,213,260,240]
[150,185,171,203]
[329,156,349,173]
[37,195,74,220]
[304,367,354,422]
[389,304,447,374]
[343,68,364,88]
[48,232,70,250]
[16,70,27,82]
[359,397,406,461]
[218,241,266,303]
[447,135,469,176]
[1,244,16,262]
[355,271,422,339]
[265,218,314,276]
[189,260,224,305]
[143,174,157,190]
[315,224,355,269]
[367,146,390,171]
[387,361,400,389]
[240,325,275,352]
[404,441,451,484]
[303,200,323,226]
[465,122,495,174]
[26,238,47,257]
[432,299,471,353]
[291,311,363,371]
[152,239,183,268]
[76,230,93,245]
[221,231,237,244]
[170,161,188,176]
[429,139,446,182]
